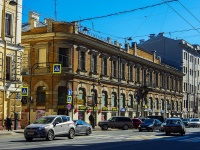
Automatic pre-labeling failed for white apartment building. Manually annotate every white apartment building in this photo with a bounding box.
[138,33,200,118]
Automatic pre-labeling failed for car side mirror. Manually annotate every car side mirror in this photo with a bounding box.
[54,122,59,126]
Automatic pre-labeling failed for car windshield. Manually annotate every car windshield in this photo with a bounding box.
[191,119,199,122]
[144,119,154,124]
[33,116,55,124]
[166,119,181,125]
[108,117,116,121]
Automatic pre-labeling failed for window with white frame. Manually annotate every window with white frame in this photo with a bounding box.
[5,13,12,36]
[6,56,11,80]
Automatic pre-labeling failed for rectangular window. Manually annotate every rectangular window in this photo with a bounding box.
[136,68,140,82]
[155,74,158,87]
[59,48,70,67]
[121,63,125,79]
[129,65,133,81]
[6,56,11,80]
[112,61,117,77]
[79,51,85,70]
[5,13,12,36]
[91,55,97,73]
[102,58,107,75]
[38,48,47,67]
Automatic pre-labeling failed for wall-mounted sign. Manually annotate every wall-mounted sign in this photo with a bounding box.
[87,96,93,106]
[79,106,86,110]
[102,107,108,111]
[53,64,61,74]
[77,99,84,105]
[112,107,117,111]
[21,87,28,96]
[120,108,126,112]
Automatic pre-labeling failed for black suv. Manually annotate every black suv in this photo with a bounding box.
[98,116,133,130]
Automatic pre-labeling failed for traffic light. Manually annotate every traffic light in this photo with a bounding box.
[21,96,27,104]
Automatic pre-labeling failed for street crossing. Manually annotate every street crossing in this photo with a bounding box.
[83,133,200,143]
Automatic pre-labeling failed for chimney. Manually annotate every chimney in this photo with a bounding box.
[158,32,164,36]
[152,50,156,62]
[132,42,137,56]
[107,37,111,44]
[45,18,53,33]
[114,41,119,46]
[149,34,155,39]
[29,12,39,29]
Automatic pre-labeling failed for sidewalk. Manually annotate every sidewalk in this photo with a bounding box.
[0,129,24,136]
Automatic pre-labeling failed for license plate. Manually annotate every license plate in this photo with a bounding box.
[27,132,34,135]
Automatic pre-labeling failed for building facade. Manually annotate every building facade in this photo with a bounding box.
[21,12,183,128]
[0,0,23,130]
[138,33,200,118]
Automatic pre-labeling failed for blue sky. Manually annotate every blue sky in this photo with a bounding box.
[22,0,200,46]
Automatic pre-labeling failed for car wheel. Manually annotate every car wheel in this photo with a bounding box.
[180,132,184,136]
[139,129,142,132]
[151,128,154,132]
[68,128,75,139]
[166,132,170,135]
[86,128,91,135]
[102,125,108,130]
[46,130,54,141]
[25,137,33,141]
[122,125,129,130]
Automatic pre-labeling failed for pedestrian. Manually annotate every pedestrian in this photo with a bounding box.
[6,115,12,131]
[89,114,95,128]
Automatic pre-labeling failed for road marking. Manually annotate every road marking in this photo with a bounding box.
[164,136,189,141]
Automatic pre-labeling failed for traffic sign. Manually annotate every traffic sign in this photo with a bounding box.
[68,89,72,95]
[67,96,72,104]
[21,87,28,96]
[53,64,61,74]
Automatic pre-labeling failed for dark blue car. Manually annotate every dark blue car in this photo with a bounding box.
[138,118,162,132]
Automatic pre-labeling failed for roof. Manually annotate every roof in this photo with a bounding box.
[22,22,46,32]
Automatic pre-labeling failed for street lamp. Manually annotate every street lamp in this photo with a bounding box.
[1,0,17,128]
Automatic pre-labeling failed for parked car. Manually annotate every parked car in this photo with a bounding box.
[182,118,191,127]
[98,116,133,130]
[164,118,186,136]
[188,118,200,128]
[73,120,92,135]
[24,115,76,141]
[139,117,146,122]
[147,116,165,123]
[131,118,142,129]
[138,118,162,132]
[160,119,166,132]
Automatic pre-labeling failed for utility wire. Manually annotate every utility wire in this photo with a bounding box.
[163,0,200,34]
[177,0,200,24]
[73,0,178,22]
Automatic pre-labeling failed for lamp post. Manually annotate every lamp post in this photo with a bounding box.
[1,0,17,128]
[92,80,95,129]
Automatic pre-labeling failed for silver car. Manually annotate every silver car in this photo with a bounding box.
[188,118,200,128]
[73,120,92,135]
[24,115,76,141]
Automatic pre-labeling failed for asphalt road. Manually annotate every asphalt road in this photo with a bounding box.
[0,128,200,150]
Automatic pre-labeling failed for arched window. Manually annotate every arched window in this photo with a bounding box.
[37,86,46,105]
[148,97,153,110]
[111,92,117,107]
[78,88,86,105]
[128,94,133,108]
[171,100,174,110]
[155,98,158,110]
[176,101,179,111]
[58,86,67,104]
[101,91,108,107]
[91,89,97,105]
[120,93,125,108]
